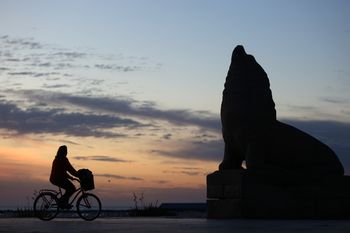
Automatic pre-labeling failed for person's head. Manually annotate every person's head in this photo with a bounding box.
[56,145,68,158]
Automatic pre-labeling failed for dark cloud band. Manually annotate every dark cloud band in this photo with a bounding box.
[0,100,142,138]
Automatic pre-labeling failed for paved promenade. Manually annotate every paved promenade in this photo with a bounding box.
[1,218,350,233]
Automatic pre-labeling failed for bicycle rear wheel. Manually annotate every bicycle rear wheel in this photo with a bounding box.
[33,192,59,221]
[76,193,101,221]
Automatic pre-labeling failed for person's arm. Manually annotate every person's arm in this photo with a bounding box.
[65,158,79,178]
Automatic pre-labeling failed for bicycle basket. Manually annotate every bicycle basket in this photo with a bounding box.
[78,169,95,191]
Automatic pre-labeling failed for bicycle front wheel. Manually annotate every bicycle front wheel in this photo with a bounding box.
[76,193,101,221]
[33,192,59,221]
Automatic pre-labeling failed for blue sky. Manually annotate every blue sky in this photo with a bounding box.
[1,1,349,113]
[0,0,350,207]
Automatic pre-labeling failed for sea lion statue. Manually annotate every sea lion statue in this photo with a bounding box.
[219,45,344,180]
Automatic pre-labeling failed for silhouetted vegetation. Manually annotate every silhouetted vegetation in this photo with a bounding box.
[0,208,35,218]
[14,208,35,218]
[129,192,171,217]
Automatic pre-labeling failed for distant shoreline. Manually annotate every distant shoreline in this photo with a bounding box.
[0,209,207,218]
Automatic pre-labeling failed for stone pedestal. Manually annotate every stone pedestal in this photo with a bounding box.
[207,170,350,219]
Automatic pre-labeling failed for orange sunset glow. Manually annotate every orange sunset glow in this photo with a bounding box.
[1,126,219,207]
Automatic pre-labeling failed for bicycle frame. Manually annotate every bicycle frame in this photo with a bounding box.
[58,187,85,206]
[40,181,86,206]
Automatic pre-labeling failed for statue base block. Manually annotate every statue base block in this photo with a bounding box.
[207,170,350,219]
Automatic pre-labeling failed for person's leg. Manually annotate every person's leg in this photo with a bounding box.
[59,179,76,206]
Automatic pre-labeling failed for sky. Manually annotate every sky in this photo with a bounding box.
[0,0,349,208]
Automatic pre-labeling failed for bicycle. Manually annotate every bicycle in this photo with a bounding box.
[33,178,101,221]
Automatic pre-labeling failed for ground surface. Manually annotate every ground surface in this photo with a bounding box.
[1,218,350,233]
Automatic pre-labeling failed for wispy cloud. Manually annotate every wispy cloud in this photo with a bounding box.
[282,104,317,112]
[319,97,349,104]
[163,170,201,176]
[73,156,131,163]
[94,64,141,72]
[0,35,160,83]
[59,139,80,145]
[52,51,87,59]
[7,71,60,77]
[95,173,144,181]
[153,180,169,184]
[41,84,71,89]
[7,72,36,76]
[173,166,201,170]
[1,35,43,49]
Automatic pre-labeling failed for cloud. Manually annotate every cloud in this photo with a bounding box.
[7,89,348,167]
[12,89,221,131]
[52,52,87,59]
[162,133,172,140]
[181,171,201,176]
[73,156,131,163]
[163,170,201,176]
[7,71,60,77]
[151,139,224,162]
[0,99,143,138]
[53,62,75,69]
[319,97,349,104]
[7,72,36,76]
[95,173,144,181]
[42,84,71,89]
[282,104,317,112]
[0,88,349,169]
[59,139,80,145]
[1,36,43,49]
[173,166,201,170]
[0,35,160,82]
[0,89,220,141]
[5,58,22,62]
[153,180,169,184]
[94,64,140,72]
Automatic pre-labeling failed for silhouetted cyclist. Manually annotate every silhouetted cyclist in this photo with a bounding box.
[50,145,79,208]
